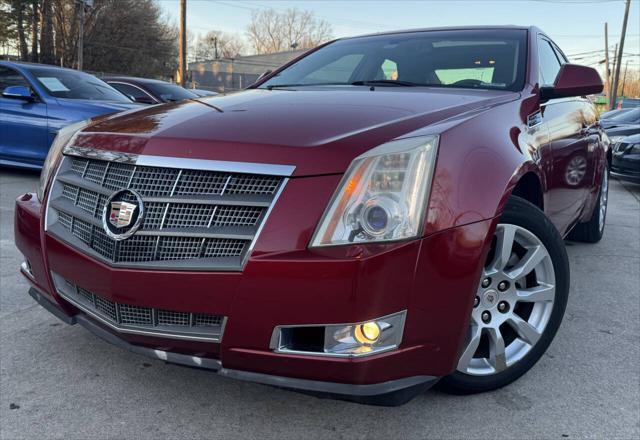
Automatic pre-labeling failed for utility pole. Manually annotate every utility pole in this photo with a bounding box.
[604,23,611,110]
[76,0,92,70]
[78,0,84,70]
[610,0,631,110]
[620,59,630,98]
[179,0,187,86]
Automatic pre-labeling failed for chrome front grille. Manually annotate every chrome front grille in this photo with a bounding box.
[45,148,292,271]
[52,272,225,341]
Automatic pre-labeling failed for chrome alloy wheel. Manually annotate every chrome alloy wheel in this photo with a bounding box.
[457,224,556,376]
[598,170,609,233]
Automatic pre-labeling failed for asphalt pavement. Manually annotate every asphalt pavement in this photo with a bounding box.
[1,168,638,440]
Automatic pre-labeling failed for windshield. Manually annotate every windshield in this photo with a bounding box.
[145,82,198,102]
[26,66,132,102]
[261,29,528,91]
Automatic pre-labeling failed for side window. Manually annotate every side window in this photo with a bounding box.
[110,83,148,101]
[538,39,562,86]
[0,67,30,92]
[552,44,568,65]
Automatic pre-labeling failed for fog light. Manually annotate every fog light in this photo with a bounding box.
[271,311,407,358]
[324,311,406,357]
[355,321,381,344]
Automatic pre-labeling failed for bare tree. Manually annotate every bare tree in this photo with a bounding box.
[246,8,332,54]
[39,0,54,64]
[0,1,18,54]
[82,0,179,78]
[11,0,29,59]
[192,30,245,61]
[30,0,38,61]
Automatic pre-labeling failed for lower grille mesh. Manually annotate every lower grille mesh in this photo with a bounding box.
[52,273,225,341]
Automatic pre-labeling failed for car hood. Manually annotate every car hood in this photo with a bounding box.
[76,88,518,176]
[605,124,640,138]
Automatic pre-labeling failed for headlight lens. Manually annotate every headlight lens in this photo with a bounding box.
[310,135,439,247]
[37,120,89,201]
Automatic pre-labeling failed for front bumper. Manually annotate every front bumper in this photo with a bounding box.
[15,190,496,400]
[28,287,436,402]
[611,154,640,183]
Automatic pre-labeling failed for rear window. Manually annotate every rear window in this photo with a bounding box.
[144,82,197,102]
[25,66,131,102]
[261,29,528,91]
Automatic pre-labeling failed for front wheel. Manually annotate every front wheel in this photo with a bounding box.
[438,197,569,394]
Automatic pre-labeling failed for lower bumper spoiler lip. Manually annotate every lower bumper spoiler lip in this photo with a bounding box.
[217,368,437,398]
[28,287,77,326]
[28,287,438,399]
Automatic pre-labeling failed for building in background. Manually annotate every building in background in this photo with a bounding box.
[189,49,306,93]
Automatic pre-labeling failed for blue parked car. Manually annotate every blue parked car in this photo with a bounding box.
[0,61,141,169]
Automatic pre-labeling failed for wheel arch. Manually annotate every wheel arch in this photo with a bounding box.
[509,170,544,211]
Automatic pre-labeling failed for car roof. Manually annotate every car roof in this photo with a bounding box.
[103,76,172,85]
[0,60,86,74]
[342,25,533,40]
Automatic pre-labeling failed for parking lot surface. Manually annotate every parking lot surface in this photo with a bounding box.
[1,168,638,440]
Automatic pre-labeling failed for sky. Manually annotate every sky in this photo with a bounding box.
[159,0,640,69]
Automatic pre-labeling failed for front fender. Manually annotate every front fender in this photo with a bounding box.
[425,95,545,236]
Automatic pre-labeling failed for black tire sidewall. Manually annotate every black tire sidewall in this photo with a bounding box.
[439,197,570,394]
[568,167,608,243]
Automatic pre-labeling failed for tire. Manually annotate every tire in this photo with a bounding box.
[438,196,569,395]
[567,167,609,243]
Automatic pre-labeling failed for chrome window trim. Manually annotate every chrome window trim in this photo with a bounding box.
[63,145,296,177]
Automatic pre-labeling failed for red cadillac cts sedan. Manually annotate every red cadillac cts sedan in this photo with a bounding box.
[15,26,608,405]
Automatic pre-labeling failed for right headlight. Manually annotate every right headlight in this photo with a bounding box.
[310,135,439,247]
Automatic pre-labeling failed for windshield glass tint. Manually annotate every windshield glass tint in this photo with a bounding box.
[26,67,131,102]
[145,82,198,102]
[261,29,528,91]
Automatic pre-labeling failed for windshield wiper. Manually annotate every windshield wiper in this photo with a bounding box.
[266,82,348,90]
[350,80,421,87]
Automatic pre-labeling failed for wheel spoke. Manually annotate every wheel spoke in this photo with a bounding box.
[516,282,555,303]
[458,222,556,376]
[457,325,481,372]
[491,224,516,271]
[505,245,546,280]
[487,328,507,372]
[507,315,542,346]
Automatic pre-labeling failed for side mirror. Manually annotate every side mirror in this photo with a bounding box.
[2,85,35,101]
[540,64,603,101]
